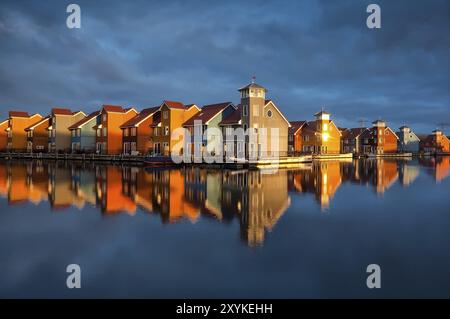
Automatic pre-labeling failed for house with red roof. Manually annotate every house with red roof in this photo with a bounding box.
[94,105,138,154]
[151,100,200,156]
[120,106,160,155]
[182,102,236,158]
[25,116,51,152]
[341,127,368,154]
[420,130,450,154]
[288,121,306,154]
[48,108,86,152]
[5,111,43,152]
[68,111,101,152]
[359,120,398,155]
[0,119,8,151]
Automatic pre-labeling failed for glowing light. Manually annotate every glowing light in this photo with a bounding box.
[323,132,330,142]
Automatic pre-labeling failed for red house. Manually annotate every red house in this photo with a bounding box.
[359,120,398,155]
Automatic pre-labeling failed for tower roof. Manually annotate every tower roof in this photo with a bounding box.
[238,82,267,92]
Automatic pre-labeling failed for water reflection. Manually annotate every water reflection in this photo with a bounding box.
[0,157,449,246]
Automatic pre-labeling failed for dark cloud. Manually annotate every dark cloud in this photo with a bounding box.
[0,0,448,133]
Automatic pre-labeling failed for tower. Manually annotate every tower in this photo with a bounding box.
[314,110,331,142]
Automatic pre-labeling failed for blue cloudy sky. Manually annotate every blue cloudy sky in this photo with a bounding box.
[0,0,449,133]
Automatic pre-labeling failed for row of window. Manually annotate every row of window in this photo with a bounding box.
[242,105,273,118]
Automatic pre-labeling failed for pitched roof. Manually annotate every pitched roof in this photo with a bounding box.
[238,82,267,92]
[68,111,100,130]
[120,107,159,128]
[52,108,73,115]
[219,104,242,125]
[102,105,124,113]
[183,102,233,126]
[289,121,306,135]
[342,128,367,139]
[9,111,29,117]
[264,100,291,127]
[303,120,342,136]
[162,100,185,109]
[149,111,161,127]
[24,116,50,131]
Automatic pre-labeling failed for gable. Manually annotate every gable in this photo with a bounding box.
[264,101,291,127]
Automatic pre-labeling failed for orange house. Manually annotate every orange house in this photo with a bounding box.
[0,119,8,151]
[24,116,50,152]
[299,111,342,154]
[151,101,200,156]
[359,120,398,155]
[420,130,450,154]
[94,105,138,155]
[5,111,43,152]
[288,121,306,153]
[120,106,160,155]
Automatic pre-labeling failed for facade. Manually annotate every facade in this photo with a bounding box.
[420,130,450,153]
[288,121,306,154]
[25,116,50,152]
[48,108,86,152]
[397,126,420,153]
[5,111,43,152]
[94,105,138,155]
[341,128,367,154]
[299,111,342,154]
[0,119,8,151]
[68,111,101,152]
[359,120,398,155]
[219,82,290,159]
[151,101,200,156]
[120,106,160,155]
[182,102,236,158]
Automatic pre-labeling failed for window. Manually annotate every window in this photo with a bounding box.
[243,124,248,131]
[154,128,159,136]
[131,127,137,136]
[386,130,389,135]
[267,110,273,118]
[243,105,248,116]
[103,114,107,122]
[164,126,169,136]
[323,123,328,131]
[288,134,293,142]
[303,135,310,142]
[97,129,101,137]
[131,142,137,151]
[124,128,129,137]
[163,111,168,119]
[317,135,321,142]
[77,129,81,137]
[379,129,383,135]
[253,106,259,116]
[102,127,107,137]
[71,130,75,137]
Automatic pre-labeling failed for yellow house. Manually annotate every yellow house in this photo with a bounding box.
[151,100,200,156]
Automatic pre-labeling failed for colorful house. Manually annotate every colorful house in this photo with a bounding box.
[0,119,8,151]
[182,102,236,158]
[341,128,368,154]
[397,125,420,153]
[68,111,101,152]
[120,106,160,155]
[298,111,342,154]
[24,116,50,152]
[420,130,450,154]
[288,121,306,154]
[5,111,43,152]
[94,105,138,155]
[359,120,398,155]
[48,108,86,153]
[151,101,200,156]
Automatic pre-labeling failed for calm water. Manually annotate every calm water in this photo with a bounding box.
[0,157,450,298]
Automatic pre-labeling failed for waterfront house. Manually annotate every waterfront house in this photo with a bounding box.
[341,128,368,154]
[24,116,50,152]
[359,120,398,155]
[68,111,101,152]
[420,130,450,154]
[298,111,342,154]
[120,106,160,155]
[94,105,138,155]
[397,126,420,153]
[219,81,290,159]
[0,119,8,151]
[182,102,236,158]
[151,101,200,156]
[288,121,306,154]
[48,108,86,153]
[5,111,43,152]
[219,104,244,159]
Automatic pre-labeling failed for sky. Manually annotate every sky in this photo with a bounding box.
[0,0,449,133]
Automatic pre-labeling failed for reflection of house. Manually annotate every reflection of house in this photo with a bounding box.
[341,128,367,154]
[6,163,29,204]
[120,107,160,155]
[288,121,306,154]
[48,162,85,209]
[0,119,8,151]
[370,159,399,194]
[360,120,398,155]
[298,111,342,154]
[68,111,101,152]
[25,116,50,152]
[434,156,450,183]
[397,126,420,153]
[420,130,450,154]
[94,105,138,155]
[95,165,137,214]
[152,101,200,156]
[398,161,420,186]
[48,108,86,153]
[6,111,43,152]
[0,162,7,197]
[71,164,97,205]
